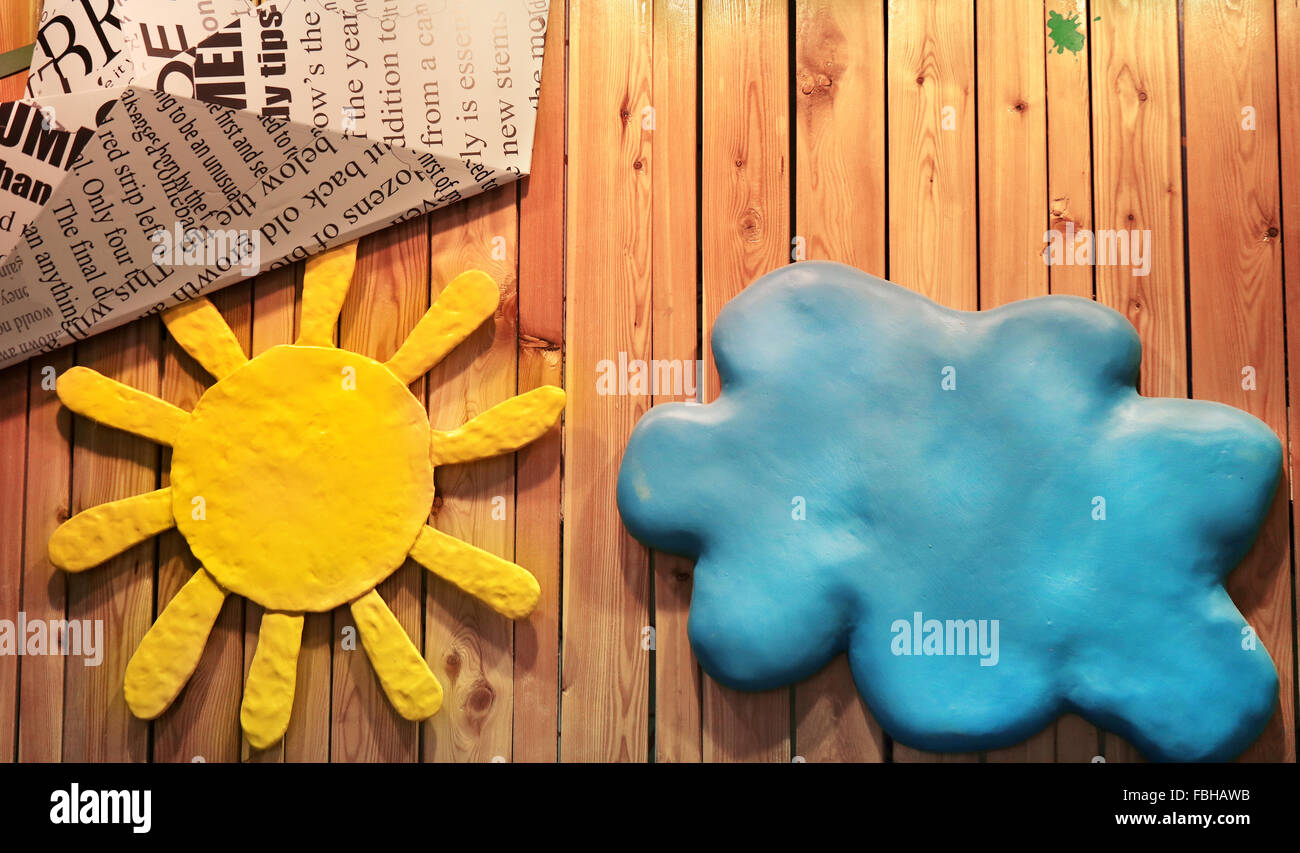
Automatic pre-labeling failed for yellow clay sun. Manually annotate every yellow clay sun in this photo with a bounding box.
[47,241,565,749]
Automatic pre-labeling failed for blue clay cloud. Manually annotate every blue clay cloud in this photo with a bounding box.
[617,262,1280,762]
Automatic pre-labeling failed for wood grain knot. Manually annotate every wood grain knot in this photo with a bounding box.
[798,69,833,97]
[520,334,559,352]
[739,208,764,243]
[467,683,495,714]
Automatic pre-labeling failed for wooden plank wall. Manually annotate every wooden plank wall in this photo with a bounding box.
[562,0,652,761]
[1280,0,1300,772]
[0,0,1296,763]
[651,0,702,764]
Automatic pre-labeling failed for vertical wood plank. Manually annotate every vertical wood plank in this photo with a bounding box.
[650,0,702,764]
[1045,0,1097,302]
[1279,0,1300,766]
[791,0,886,763]
[561,0,652,762]
[1044,0,1103,763]
[423,191,520,763]
[153,286,250,763]
[1089,0,1186,763]
[63,323,159,762]
[244,266,315,763]
[515,1,566,764]
[701,0,790,763]
[977,0,1048,308]
[796,0,885,274]
[1184,0,1294,763]
[887,0,978,764]
[18,348,71,762]
[977,0,1054,764]
[887,0,977,310]
[330,221,429,763]
[0,363,26,762]
[0,0,35,53]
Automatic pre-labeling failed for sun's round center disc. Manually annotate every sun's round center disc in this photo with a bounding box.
[171,344,433,612]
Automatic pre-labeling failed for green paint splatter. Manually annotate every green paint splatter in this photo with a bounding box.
[1047,10,1088,55]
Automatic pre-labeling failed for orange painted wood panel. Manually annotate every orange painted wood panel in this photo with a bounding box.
[561,0,652,762]
[62,322,159,762]
[0,361,25,763]
[17,348,71,762]
[977,0,1048,308]
[792,0,885,763]
[1044,0,1096,302]
[651,0,702,764]
[1279,0,1300,764]
[0,0,35,53]
[887,0,977,311]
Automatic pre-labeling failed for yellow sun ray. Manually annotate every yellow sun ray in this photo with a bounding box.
[385,269,501,385]
[124,568,228,719]
[350,589,443,719]
[430,385,567,466]
[241,611,304,750]
[57,367,190,446]
[409,525,541,620]
[297,240,359,346]
[162,298,249,381]
[48,488,175,572]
